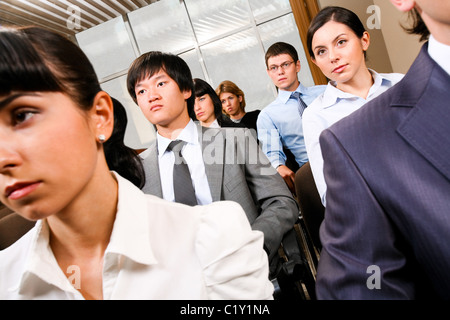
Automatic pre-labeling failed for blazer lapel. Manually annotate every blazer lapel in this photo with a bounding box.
[396,45,450,182]
[141,140,163,197]
[199,125,224,202]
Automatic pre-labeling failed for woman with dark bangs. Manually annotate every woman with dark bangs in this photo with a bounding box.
[0,26,273,300]
[191,78,240,128]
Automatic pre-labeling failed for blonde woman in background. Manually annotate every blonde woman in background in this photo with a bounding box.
[216,80,260,132]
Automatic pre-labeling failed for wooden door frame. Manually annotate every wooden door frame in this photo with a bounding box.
[289,0,328,85]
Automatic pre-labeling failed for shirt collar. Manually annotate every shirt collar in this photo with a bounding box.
[428,35,450,76]
[18,220,77,295]
[278,83,308,104]
[17,172,157,295]
[321,69,392,109]
[157,119,198,158]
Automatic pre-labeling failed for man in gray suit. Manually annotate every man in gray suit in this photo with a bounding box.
[316,0,450,299]
[126,51,299,276]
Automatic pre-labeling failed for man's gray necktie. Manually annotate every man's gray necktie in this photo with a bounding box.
[291,91,308,117]
[167,140,197,206]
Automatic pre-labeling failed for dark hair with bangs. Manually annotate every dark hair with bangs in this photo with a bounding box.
[192,78,222,120]
[191,78,241,128]
[0,26,101,111]
[127,51,195,111]
[307,6,367,59]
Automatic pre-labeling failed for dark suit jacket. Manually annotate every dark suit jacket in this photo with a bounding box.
[316,43,450,299]
[140,123,299,264]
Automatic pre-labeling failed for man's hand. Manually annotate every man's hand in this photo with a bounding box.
[277,165,296,196]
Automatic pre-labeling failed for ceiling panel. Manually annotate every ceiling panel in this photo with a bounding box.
[0,0,160,40]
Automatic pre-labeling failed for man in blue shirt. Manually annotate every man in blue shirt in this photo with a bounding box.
[257,42,326,194]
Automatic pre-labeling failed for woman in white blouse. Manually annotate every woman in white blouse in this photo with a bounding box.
[0,26,273,300]
[302,6,404,206]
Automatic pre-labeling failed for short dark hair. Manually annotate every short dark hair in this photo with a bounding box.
[0,26,101,111]
[127,51,194,111]
[307,6,366,59]
[265,42,299,68]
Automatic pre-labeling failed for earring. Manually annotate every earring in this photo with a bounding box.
[98,134,106,143]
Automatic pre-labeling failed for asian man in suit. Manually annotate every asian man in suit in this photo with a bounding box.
[316,0,450,299]
[126,51,299,277]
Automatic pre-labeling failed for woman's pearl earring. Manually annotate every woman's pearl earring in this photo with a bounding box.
[98,134,106,143]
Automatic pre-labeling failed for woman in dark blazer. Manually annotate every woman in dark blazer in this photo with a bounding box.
[316,1,450,299]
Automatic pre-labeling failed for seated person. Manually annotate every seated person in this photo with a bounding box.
[316,0,450,299]
[216,80,260,132]
[302,6,403,206]
[127,51,299,276]
[257,42,326,194]
[191,78,241,128]
[0,26,274,300]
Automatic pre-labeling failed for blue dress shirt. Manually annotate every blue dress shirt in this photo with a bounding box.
[257,83,326,169]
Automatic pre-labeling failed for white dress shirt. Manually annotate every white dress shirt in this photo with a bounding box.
[428,35,450,76]
[302,70,404,206]
[0,173,274,300]
[157,120,213,205]
[208,119,220,128]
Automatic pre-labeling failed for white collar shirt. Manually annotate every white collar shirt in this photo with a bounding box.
[208,119,221,128]
[428,35,450,76]
[0,173,274,299]
[302,70,404,206]
[157,119,213,205]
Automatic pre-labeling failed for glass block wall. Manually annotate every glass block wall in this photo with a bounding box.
[76,0,314,149]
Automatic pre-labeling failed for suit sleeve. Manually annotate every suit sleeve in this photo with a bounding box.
[242,129,299,261]
[316,129,415,299]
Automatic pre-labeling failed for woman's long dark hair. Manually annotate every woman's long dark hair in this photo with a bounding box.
[192,78,239,128]
[103,98,145,189]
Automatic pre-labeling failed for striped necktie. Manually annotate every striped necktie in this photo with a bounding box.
[291,91,308,117]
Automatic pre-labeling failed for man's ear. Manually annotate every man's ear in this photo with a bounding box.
[390,0,415,12]
[183,89,192,100]
[295,60,301,73]
[92,91,114,143]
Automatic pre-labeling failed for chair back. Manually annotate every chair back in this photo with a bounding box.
[294,162,325,250]
[0,204,36,250]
